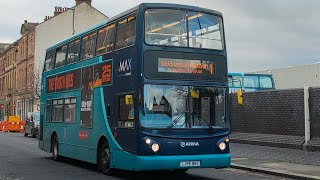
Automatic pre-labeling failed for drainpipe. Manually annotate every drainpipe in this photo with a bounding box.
[303,86,310,149]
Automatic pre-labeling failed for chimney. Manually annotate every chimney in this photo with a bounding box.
[44,16,53,21]
[75,0,92,6]
[54,6,68,16]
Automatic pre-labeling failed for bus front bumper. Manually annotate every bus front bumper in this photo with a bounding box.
[123,153,231,171]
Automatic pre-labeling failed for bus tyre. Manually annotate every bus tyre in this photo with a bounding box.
[52,136,60,161]
[99,141,114,175]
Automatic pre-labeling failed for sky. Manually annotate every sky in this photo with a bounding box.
[0,0,319,72]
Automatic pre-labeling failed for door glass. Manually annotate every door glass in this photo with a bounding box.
[118,94,135,128]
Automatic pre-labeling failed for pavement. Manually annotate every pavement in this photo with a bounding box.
[230,132,320,151]
[231,143,320,180]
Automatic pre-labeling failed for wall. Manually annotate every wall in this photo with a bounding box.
[230,88,320,138]
[230,89,305,136]
[309,88,320,137]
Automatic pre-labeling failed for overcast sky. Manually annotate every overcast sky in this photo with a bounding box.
[0,0,319,72]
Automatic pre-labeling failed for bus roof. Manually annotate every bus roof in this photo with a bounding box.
[228,72,272,77]
[46,3,223,51]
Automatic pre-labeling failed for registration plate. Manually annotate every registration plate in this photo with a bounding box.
[180,161,201,167]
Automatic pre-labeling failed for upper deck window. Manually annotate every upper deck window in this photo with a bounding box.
[232,76,242,88]
[96,24,115,55]
[44,50,55,71]
[55,44,68,68]
[145,9,223,50]
[80,32,96,60]
[145,9,187,47]
[243,75,259,88]
[188,12,223,50]
[259,76,273,88]
[115,15,136,50]
[67,39,80,64]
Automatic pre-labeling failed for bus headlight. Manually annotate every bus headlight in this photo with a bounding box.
[151,143,160,152]
[219,142,226,151]
[146,138,151,144]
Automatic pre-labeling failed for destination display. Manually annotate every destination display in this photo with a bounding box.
[46,69,81,93]
[158,58,214,75]
[46,61,113,93]
[144,51,227,82]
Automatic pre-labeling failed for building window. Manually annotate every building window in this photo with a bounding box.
[52,99,63,122]
[64,98,76,123]
[80,32,96,60]
[96,24,115,55]
[118,94,135,128]
[55,44,67,68]
[67,39,80,64]
[115,15,136,50]
[44,50,55,71]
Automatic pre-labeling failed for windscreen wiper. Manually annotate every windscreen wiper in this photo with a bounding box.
[164,112,185,133]
[192,111,215,132]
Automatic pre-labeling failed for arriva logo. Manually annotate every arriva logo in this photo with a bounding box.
[180,142,200,147]
[119,58,132,72]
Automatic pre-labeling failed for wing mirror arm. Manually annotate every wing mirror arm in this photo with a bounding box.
[107,104,111,118]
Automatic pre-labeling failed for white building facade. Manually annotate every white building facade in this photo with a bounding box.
[33,1,107,110]
[255,63,320,89]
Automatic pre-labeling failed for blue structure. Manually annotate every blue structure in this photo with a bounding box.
[228,72,275,93]
[39,3,230,175]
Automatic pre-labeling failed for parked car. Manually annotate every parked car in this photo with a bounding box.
[24,112,40,138]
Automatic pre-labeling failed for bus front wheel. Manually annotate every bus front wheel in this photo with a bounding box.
[51,136,60,161]
[98,141,114,175]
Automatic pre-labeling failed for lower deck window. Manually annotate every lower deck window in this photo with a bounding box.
[64,98,76,123]
[52,99,64,122]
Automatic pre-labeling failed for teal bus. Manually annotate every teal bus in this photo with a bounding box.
[228,72,275,93]
[39,3,230,175]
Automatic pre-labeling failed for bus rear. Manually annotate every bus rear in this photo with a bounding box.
[229,72,275,92]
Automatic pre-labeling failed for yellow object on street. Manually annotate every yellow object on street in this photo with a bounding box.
[8,116,20,123]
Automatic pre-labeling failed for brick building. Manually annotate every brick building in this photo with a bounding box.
[0,42,18,119]
[14,21,38,120]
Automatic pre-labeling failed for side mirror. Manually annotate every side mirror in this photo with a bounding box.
[237,89,243,105]
[125,95,133,105]
[191,90,199,98]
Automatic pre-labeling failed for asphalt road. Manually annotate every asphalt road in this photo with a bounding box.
[0,132,289,180]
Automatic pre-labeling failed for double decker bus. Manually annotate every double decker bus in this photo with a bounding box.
[39,3,230,175]
[228,72,275,93]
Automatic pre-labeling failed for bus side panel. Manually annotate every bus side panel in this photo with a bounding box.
[73,87,123,164]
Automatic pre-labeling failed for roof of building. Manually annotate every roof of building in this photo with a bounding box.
[0,43,11,54]
[20,22,38,35]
